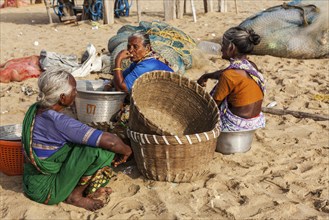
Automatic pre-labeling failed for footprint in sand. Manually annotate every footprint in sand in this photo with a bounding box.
[314,199,329,213]
[125,184,140,197]
[110,199,145,214]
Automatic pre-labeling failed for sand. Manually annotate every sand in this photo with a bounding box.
[1,1,329,219]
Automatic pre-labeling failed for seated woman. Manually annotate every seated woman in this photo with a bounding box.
[106,32,173,92]
[197,27,266,131]
[22,68,132,211]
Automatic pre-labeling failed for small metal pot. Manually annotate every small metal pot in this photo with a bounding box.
[216,129,256,154]
[0,124,22,141]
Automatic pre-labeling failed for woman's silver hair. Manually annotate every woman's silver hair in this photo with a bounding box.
[37,68,73,107]
[223,26,261,54]
[128,32,151,47]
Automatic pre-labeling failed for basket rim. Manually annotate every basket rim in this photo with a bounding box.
[130,70,220,135]
[0,140,22,145]
[127,124,220,146]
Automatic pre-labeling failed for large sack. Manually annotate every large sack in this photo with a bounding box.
[239,0,328,59]
[39,44,102,78]
[0,55,41,83]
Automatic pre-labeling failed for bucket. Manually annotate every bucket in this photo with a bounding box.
[75,80,126,123]
[216,129,256,154]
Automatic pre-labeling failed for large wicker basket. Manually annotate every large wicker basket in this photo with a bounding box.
[129,71,219,136]
[128,127,220,182]
[128,71,220,182]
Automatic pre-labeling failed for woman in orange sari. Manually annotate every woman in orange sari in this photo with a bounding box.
[198,27,266,131]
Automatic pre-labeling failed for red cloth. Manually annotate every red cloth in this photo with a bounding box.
[1,0,29,8]
[0,55,42,83]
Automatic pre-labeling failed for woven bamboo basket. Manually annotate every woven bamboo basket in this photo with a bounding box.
[129,71,219,136]
[128,127,220,182]
[128,71,220,182]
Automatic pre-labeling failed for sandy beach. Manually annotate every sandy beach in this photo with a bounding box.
[1,1,329,219]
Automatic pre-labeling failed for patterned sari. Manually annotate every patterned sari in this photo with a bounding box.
[22,103,115,205]
[214,58,266,131]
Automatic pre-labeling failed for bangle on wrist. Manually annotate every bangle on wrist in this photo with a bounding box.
[113,67,123,71]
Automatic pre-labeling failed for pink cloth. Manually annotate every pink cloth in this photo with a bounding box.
[0,55,42,83]
[1,0,29,8]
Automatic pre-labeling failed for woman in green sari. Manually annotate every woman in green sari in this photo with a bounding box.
[22,68,132,211]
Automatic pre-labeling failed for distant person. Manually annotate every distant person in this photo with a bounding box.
[104,32,173,92]
[197,26,266,131]
[22,69,132,211]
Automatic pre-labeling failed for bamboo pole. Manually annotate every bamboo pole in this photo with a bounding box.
[219,0,227,12]
[176,0,184,19]
[44,0,53,24]
[164,0,175,21]
[136,0,142,22]
[103,0,114,24]
[207,0,213,12]
[262,107,329,121]
[235,0,238,14]
[191,0,197,22]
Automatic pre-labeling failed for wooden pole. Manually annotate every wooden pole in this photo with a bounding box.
[164,0,175,21]
[44,0,53,24]
[262,107,329,121]
[190,0,197,22]
[219,0,227,12]
[103,0,114,25]
[176,0,184,19]
[203,0,208,13]
[183,0,186,14]
[210,0,214,12]
[205,0,213,12]
[136,0,142,22]
[235,0,238,14]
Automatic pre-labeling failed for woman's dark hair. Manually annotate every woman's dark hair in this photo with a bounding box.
[128,32,151,47]
[223,26,261,54]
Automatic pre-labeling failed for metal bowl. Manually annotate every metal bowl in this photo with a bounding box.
[75,80,126,123]
[0,124,22,141]
[216,129,256,154]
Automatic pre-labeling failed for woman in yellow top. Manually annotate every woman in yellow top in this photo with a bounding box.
[197,26,266,131]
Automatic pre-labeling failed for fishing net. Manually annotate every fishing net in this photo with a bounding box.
[239,1,328,58]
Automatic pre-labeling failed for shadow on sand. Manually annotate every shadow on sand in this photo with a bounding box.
[0,11,60,25]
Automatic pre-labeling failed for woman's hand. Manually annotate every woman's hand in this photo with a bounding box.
[197,70,223,87]
[112,146,132,167]
[112,153,131,167]
[197,74,209,87]
[113,50,130,92]
[103,81,114,91]
[116,50,133,61]
[99,133,132,165]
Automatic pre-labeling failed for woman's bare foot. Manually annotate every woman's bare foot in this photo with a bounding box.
[65,185,104,211]
[87,187,113,199]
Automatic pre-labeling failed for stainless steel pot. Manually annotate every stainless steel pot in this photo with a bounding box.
[75,80,126,123]
[216,129,256,154]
